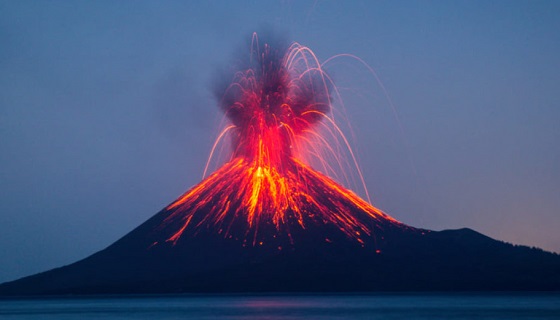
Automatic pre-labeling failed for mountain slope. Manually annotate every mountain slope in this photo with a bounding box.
[2,227,559,295]
[1,159,559,296]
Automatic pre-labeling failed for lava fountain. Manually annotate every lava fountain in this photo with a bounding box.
[153,34,405,248]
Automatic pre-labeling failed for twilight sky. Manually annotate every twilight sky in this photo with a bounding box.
[1,0,559,283]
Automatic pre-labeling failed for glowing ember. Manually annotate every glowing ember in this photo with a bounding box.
[155,34,403,246]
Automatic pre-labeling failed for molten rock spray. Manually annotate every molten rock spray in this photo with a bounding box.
[153,34,404,248]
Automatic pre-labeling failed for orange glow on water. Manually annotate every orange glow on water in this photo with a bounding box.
[157,34,403,246]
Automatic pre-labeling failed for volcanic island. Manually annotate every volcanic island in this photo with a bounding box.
[1,36,559,296]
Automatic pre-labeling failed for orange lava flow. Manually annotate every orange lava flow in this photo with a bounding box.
[156,34,403,246]
[163,156,398,246]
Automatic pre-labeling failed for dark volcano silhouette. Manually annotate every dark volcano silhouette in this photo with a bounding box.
[2,36,560,296]
[1,158,560,296]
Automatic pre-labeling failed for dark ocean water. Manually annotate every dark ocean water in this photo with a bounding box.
[1,293,559,319]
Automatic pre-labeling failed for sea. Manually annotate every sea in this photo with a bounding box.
[1,293,559,319]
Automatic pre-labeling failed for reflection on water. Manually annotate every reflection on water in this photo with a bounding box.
[1,293,560,319]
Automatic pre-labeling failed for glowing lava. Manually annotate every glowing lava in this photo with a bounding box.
[155,34,404,247]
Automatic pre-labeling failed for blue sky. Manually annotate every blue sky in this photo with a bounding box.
[1,0,559,283]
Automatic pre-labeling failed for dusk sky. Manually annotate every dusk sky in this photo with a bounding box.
[1,0,559,283]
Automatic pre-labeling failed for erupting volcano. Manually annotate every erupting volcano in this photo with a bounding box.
[154,36,404,249]
[1,34,559,296]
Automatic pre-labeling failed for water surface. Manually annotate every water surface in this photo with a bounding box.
[1,293,559,319]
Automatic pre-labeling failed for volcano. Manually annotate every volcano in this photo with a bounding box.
[1,36,559,296]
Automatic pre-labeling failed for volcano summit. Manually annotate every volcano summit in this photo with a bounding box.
[1,36,559,295]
